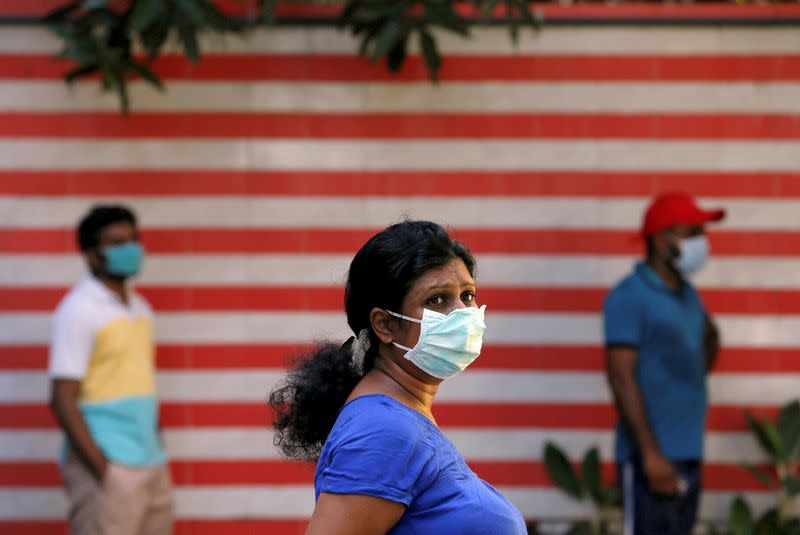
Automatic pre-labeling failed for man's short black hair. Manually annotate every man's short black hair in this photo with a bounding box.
[77,205,137,251]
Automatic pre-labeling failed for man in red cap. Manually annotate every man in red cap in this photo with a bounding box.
[603,192,724,535]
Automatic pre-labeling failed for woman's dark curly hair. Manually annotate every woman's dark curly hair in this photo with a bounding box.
[268,220,476,461]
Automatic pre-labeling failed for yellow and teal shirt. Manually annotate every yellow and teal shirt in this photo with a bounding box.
[48,275,166,466]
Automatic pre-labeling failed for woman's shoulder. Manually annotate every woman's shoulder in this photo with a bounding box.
[329,394,440,447]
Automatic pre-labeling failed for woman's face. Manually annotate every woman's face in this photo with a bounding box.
[393,257,478,352]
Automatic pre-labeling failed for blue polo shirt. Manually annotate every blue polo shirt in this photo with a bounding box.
[603,263,708,462]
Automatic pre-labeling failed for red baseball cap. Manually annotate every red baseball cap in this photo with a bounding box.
[641,192,725,238]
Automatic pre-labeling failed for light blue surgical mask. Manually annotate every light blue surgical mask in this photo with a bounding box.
[387,305,486,380]
[102,242,144,277]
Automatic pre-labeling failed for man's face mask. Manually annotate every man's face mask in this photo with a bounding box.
[101,241,145,277]
[386,305,486,380]
[669,234,710,277]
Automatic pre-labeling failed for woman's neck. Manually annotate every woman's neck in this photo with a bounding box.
[355,355,439,422]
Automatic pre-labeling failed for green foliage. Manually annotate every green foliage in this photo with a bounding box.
[44,0,539,112]
[544,441,583,500]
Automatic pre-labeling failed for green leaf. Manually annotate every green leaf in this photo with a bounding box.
[175,0,208,26]
[581,447,603,504]
[110,68,130,114]
[746,411,784,460]
[418,28,441,82]
[784,519,800,535]
[386,36,408,72]
[424,2,469,37]
[140,17,171,59]
[783,475,800,497]
[777,400,800,459]
[754,508,780,535]
[130,0,163,31]
[565,521,593,535]
[64,62,99,83]
[125,59,164,90]
[479,0,502,21]
[177,22,200,63]
[82,0,109,9]
[369,20,407,64]
[42,1,81,23]
[730,496,755,535]
[261,0,278,24]
[543,442,583,500]
[512,0,542,29]
[741,463,778,487]
[761,416,787,461]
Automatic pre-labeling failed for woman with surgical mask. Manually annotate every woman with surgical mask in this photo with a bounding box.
[269,220,526,535]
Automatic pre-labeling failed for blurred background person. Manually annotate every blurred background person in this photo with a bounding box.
[604,193,724,535]
[48,205,173,535]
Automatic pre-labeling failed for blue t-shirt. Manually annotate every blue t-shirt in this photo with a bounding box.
[603,263,708,462]
[315,394,527,534]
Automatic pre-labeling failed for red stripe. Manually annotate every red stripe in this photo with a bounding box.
[5,286,800,315]
[3,112,800,140]
[0,402,777,432]
[0,459,771,491]
[1,228,798,255]
[3,1,800,20]
[2,170,799,198]
[2,344,797,373]
[4,54,800,82]
[0,520,309,535]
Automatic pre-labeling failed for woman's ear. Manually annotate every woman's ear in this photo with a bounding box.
[369,307,396,345]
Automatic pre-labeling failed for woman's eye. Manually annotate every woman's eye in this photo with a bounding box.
[427,295,445,306]
[462,292,476,304]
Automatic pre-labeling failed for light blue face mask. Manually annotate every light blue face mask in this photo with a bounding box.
[102,242,145,277]
[387,305,486,380]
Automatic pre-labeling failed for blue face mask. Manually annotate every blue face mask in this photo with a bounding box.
[102,242,144,277]
[387,305,486,380]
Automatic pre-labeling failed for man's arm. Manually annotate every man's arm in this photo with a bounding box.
[605,347,679,495]
[704,316,720,373]
[49,379,107,481]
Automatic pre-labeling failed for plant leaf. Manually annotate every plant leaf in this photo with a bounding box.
[418,28,441,82]
[543,442,583,500]
[64,62,99,83]
[261,0,278,24]
[130,0,163,31]
[177,22,200,63]
[424,2,470,37]
[784,475,800,497]
[175,0,207,27]
[42,1,81,23]
[740,463,778,487]
[369,20,406,64]
[730,495,755,535]
[777,400,800,459]
[761,416,787,461]
[754,508,780,535]
[386,36,408,72]
[140,17,171,59]
[746,411,782,460]
[83,0,109,10]
[581,447,603,504]
[479,0,502,21]
[125,59,164,90]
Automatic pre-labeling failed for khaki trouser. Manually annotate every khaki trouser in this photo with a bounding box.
[61,453,174,535]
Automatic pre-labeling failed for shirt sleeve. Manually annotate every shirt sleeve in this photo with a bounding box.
[316,406,438,506]
[48,300,94,379]
[603,284,644,348]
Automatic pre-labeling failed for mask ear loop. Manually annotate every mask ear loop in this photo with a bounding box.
[384,310,422,324]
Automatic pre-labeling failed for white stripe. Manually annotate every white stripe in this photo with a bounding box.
[0,487,775,520]
[2,27,800,54]
[0,141,799,171]
[2,312,800,347]
[0,429,765,464]
[4,81,800,112]
[4,370,798,406]
[0,197,778,230]
[2,255,799,290]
